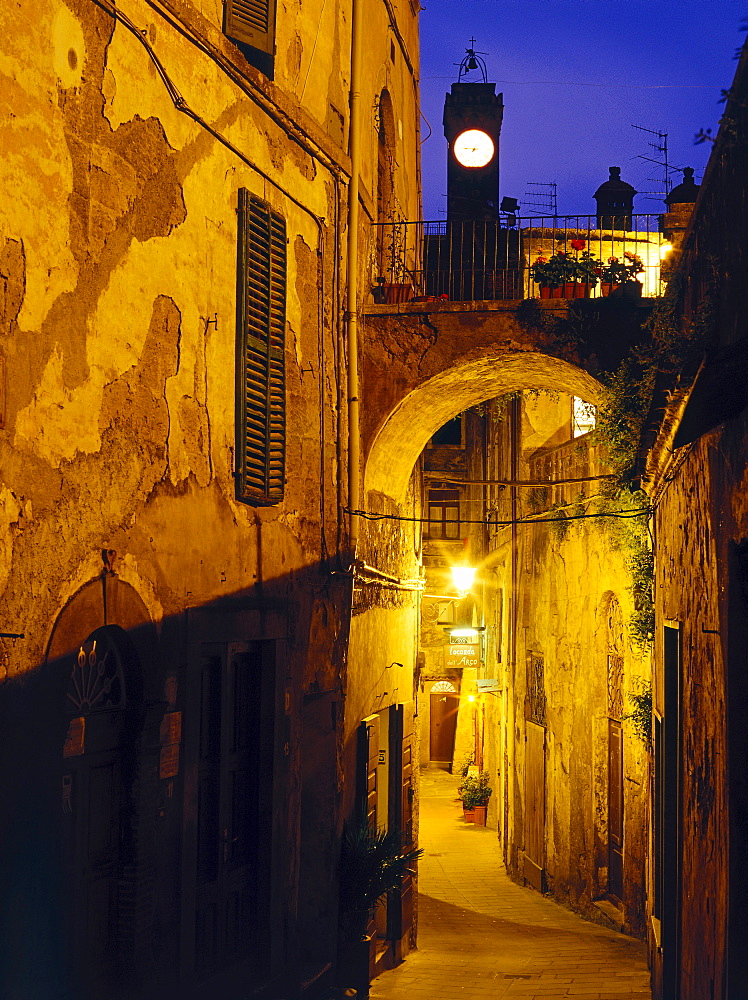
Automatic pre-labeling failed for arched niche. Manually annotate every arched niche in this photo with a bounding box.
[364,351,605,503]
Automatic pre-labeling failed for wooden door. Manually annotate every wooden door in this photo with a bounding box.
[388,703,415,958]
[524,721,546,892]
[194,642,272,981]
[608,718,624,903]
[429,692,459,762]
[61,630,130,999]
[661,625,682,1000]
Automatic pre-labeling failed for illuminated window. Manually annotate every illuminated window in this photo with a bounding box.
[427,489,460,539]
[236,190,286,506]
[572,396,596,438]
[431,680,457,693]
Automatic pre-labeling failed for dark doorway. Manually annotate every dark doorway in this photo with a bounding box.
[429,691,459,763]
[607,717,624,903]
[60,625,142,1000]
[191,641,275,984]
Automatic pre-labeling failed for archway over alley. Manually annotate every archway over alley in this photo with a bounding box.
[361,298,650,500]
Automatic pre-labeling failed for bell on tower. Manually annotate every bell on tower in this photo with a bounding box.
[443,43,504,222]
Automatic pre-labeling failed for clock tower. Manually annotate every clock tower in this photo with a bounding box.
[443,47,504,221]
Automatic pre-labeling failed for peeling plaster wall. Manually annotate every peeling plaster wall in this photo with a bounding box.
[0,0,422,992]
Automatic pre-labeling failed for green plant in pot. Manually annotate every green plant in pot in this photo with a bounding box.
[529,240,601,296]
[338,821,424,995]
[339,820,424,939]
[460,770,492,823]
[600,251,644,296]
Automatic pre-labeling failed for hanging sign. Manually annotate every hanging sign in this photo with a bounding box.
[445,634,482,669]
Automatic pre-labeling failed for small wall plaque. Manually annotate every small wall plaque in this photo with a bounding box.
[63,716,85,757]
[159,711,182,746]
[159,744,180,779]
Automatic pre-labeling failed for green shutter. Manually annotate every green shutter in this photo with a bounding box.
[236,189,286,506]
[224,0,276,55]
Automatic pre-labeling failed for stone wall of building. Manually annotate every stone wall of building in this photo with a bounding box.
[482,392,651,938]
[0,0,421,995]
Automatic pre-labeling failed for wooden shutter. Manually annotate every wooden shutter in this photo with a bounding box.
[236,189,286,506]
[224,0,276,55]
[357,716,380,828]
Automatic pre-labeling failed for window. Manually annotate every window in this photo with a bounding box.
[427,489,460,539]
[224,0,276,75]
[572,396,596,437]
[236,189,287,506]
[429,415,462,447]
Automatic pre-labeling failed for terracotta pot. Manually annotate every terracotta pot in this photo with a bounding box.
[600,283,621,297]
[382,282,414,304]
[539,283,590,299]
[463,808,475,822]
[473,805,487,826]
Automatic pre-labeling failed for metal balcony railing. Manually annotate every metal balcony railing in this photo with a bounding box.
[370,215,669,303]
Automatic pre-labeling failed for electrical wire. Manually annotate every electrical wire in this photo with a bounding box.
[344,506,651,527]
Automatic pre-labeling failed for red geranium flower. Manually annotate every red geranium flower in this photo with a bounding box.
[570,239,586,251]
[534,256,548,264]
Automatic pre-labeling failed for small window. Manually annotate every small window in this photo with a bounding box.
[427,489,460,539]
[236,189,287,506]
[224,0,276,75]
[572,396,596,438]
[429,416,462,447]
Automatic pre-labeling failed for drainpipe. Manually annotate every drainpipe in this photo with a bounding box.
[347,0,363,561]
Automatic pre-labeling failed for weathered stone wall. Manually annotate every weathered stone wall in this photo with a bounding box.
[0,0,422,994]
[482,393,651,937]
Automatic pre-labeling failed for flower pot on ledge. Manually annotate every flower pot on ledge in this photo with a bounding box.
[373,282,414,304]
[539,282,591,299]
[473,805,487,826]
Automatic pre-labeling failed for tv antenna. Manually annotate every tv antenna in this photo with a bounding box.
[522,182,558,219]
[630,124,679,203]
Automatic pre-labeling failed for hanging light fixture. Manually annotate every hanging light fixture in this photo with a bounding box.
[451,564,476,597]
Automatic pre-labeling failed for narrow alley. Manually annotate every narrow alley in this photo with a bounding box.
[370,769,652,1000]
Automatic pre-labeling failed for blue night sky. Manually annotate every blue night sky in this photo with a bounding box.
[418,0,746,220]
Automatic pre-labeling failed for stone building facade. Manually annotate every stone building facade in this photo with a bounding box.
[639,42,748,1000]
[0,0,421,996]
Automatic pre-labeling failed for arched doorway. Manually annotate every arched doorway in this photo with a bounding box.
[60,624,143,998]
[429,680,459,766]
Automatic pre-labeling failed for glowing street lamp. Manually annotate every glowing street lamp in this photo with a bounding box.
[451,564,476,597]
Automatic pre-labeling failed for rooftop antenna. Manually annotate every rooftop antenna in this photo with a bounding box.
[456,39,489,83]
[631,124,675,202]
[522,181,558,219]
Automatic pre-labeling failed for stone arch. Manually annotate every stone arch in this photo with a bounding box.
[364,351,605,502]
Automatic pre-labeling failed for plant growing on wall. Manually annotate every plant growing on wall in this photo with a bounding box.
[624,677,653,751]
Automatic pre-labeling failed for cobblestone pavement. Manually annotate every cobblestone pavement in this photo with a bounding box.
[369,767,652,1000]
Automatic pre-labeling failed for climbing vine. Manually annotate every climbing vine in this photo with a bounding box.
[624,677,653,752]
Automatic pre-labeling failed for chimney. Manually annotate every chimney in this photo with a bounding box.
[593,166,637,231]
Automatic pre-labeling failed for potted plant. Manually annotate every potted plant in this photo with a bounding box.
[459,771,492,825]
[337,821,424,995]
[599,251,644,297]
[529,239,601,298]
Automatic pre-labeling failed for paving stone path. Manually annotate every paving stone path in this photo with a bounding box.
[370,768,652,1000]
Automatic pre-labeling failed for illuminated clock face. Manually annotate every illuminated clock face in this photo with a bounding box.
[453,129,495,168]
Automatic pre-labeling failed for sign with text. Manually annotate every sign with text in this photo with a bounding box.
[445,634,482,669]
